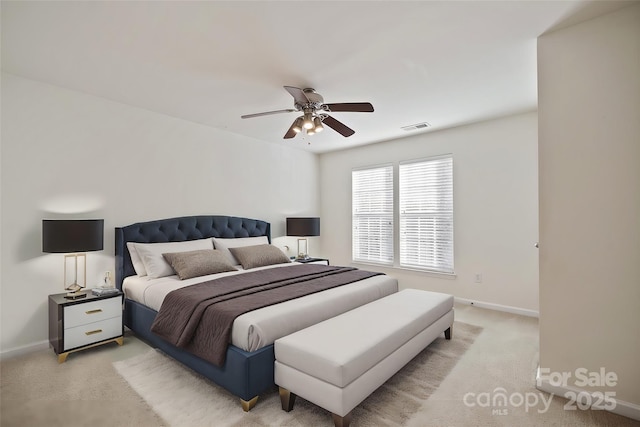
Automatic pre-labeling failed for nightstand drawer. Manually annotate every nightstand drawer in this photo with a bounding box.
[64,317,122,351]
[64,297,121,328]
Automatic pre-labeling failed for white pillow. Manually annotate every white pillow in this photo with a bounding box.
[127,242,147,276]
[133,238,214,279]
[212,236,269,265]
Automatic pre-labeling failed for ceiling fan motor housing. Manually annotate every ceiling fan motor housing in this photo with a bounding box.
[295,88,324,111]
[302,88,323,103]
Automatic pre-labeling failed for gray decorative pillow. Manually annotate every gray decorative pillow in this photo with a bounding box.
[228,244,291,270]
[162,249,237,280]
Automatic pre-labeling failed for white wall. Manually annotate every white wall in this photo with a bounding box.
[538,4,640,414]
[0,73,319,354]
[319,112,539,313]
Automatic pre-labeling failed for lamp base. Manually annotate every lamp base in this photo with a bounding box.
[64,291,87,300]
[64,285,87,299]
[296,238,309,261]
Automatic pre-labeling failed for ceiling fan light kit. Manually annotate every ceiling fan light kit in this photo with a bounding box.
[292,117,303,133]
[241,86,374,140]
[303,112,314,130]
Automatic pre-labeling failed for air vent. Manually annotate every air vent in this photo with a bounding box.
[401,122,431,131]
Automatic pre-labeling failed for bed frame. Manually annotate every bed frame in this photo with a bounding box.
[115,215,274,411]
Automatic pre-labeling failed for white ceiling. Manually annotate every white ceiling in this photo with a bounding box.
[1,1,632,153]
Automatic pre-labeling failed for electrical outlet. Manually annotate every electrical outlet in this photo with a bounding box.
[474,273,482,283]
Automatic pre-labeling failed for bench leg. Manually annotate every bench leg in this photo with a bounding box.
[332,411,352,427]
[445,325,452,340]
[240,395,259,412]
[279,387,297,412]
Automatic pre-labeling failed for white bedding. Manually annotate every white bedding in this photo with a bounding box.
[123,262,398,352]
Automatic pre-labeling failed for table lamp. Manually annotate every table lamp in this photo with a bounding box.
[286,217,320,260]
[43,219,104,299]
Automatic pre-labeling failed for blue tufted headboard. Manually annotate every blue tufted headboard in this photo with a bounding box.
[115,215,271,290]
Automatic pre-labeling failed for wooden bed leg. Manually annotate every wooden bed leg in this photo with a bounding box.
[444,325,452,340]
[279,387,296,412]
[240,395,259,412]
[332,411,352,427]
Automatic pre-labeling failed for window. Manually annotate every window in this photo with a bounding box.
[399,156,454,273]
[352,165,394,264]
[352,156,454,274]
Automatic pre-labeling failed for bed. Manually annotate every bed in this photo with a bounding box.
[115,215,398,411]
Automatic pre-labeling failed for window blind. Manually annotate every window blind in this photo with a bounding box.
[352,165,394,264]
[399,156,454,273]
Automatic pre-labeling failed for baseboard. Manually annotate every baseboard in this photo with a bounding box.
[455,297,539,318]
[0,340,49,360]
[536,366,640,421]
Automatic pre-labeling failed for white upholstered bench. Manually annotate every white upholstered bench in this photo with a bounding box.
[274,288,454,427]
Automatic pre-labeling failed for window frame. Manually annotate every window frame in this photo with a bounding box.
[351,155,455,276]
[399,155,454,274]
[351,164,394,266]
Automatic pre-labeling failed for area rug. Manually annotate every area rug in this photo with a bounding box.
[113,321,482,427]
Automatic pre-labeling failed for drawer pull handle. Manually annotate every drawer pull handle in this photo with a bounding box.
[85,329,103,336]
[85,309,103,314]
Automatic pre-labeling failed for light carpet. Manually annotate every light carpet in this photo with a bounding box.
[0,342,165,427]
[113,321,481,427]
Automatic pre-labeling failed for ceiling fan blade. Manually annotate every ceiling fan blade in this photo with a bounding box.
[284,86,310,106]
[322,115,355,137]
[283,120,298,139]
[241,109,296,119]
[324,102,374,113]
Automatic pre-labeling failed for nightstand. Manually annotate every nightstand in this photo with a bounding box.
[294,257,330,266]
[48,290,124,363]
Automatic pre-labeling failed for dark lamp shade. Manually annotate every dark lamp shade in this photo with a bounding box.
[286,217,320,237]
[42,219,104,253]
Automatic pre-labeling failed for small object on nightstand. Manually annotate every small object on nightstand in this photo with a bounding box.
[92,271,118,296]
[48,291,124,363]
[91,287,120,296]
[103,271,113,288]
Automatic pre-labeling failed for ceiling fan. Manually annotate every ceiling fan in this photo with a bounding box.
[241,86,374,139]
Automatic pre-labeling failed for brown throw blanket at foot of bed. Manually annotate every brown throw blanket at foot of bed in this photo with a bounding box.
[150,264,383,366]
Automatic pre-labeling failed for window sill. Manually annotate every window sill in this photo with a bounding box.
[394,266,457,279]
[351,261,457,280]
